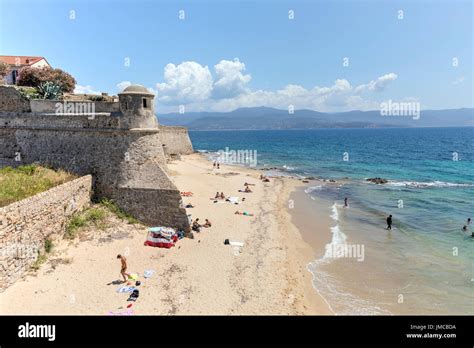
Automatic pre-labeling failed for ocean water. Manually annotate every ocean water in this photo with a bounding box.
[189,128,474,314]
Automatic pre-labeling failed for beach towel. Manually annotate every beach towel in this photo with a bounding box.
[149,226,176,240]
[224,239,244,247]
[144,232,178,248]
[128,273,139,281]
[228,196,240,204]
[143,270,155,278]
[117,286,136,293]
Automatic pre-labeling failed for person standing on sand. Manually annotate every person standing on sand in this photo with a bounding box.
[117,254,129,283]
[344,197,348,207]
[386,215,392,230]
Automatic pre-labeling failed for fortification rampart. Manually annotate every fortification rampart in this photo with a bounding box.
[0,85,193,230]
[159,125,194,156]
[0,175,92,291]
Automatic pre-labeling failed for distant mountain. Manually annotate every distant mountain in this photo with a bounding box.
[157,107,473,130]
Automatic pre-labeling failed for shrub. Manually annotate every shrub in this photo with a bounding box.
[99,198,139,224]
[89,95,105,101]
[44,238,53,253]
[17,86,40,100]
[65,206,108,239]
[37,81,63,100]
[65,215,87,238]
[31,253,47,270]
[16,66,76,93]
[86,208,106,221]
[0,61,9,80]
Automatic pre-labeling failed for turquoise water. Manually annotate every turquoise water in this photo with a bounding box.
[190,128,474,314]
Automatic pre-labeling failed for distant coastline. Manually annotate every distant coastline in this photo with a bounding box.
[159,106,473,130]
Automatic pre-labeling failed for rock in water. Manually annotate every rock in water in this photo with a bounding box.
[366,177,388,184]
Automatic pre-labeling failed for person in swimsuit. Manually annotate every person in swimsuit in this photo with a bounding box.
[117,254,129,283]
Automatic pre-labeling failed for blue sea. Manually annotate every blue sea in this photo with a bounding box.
[189,127,474,314]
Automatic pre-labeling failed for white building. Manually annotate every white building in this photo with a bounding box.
[0,56,51,85]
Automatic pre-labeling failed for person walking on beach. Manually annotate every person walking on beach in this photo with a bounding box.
[117,254,129,283]
[386,215,393,230]
[344,197,348,207]
[213,161,216,169]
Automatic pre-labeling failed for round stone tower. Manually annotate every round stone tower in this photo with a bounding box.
[118,85,158,129]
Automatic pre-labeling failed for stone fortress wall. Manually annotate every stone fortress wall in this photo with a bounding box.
[0,175,92,291]
[0,85,194,230]
[159,125,194,156]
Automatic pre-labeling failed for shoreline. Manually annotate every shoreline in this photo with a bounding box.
[195,153,335,314]
[0,153,333,315]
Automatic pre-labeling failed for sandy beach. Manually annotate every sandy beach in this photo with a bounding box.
[0,153,333,315]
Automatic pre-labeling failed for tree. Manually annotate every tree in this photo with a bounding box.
[16,66,76,93]
[0,62,9,82]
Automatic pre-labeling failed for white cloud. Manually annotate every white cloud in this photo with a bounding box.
[74,85,100,95]
[150,59,398,113]
[212,58,251,98]
[453,76,465,85]
[355,73,398,93]
[155,61,213,104]
[117,81,132,92]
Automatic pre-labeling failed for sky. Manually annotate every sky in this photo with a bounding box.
[0,0,472,113]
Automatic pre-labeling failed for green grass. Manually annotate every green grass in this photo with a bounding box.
[31,253,48,271]
[65,207,109,239]
[65,214,87,239]
[0,164,76,207]
[44,238,53,253]
[99,198,139,224]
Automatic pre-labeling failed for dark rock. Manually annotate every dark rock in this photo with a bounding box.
[366,177,388,184]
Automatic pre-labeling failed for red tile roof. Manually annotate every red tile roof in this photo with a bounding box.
[0,56,49,66]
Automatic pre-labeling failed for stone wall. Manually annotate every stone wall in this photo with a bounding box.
[0,175,92,291]
[0,86,30,112]
[30,100,120,113]
[159,125,194,156]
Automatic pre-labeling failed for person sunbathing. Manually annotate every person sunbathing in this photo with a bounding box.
[203,219,212,227]
[235,211,254,216]
[244,182,256,186]
[244,186,252,193]
[192,218,201,232]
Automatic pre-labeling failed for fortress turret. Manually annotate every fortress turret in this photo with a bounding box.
[118,85,158,129]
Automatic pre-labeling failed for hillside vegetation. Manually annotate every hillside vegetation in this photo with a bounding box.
[0,164,76,207]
